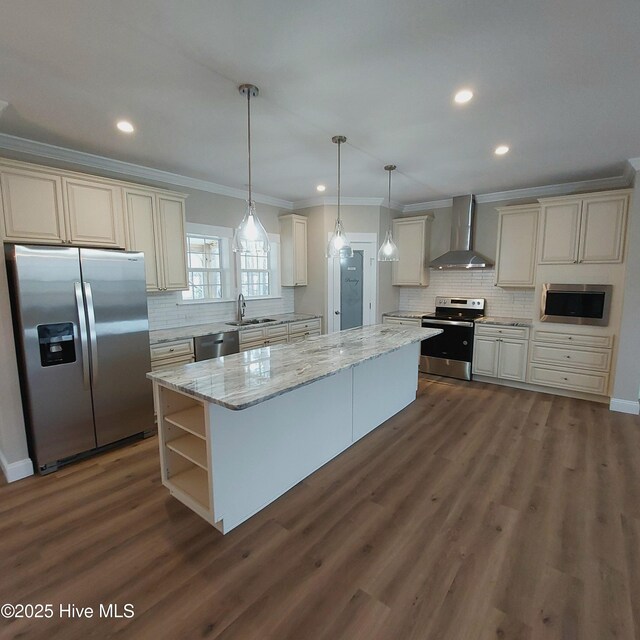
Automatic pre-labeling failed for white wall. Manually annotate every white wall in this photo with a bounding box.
[0,253,32,480]
[612,170,640,412]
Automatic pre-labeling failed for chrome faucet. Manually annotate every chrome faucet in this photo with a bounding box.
[236,293,246,322]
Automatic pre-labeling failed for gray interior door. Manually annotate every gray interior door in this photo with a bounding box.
[7,245,96,469]
[340,250,364,330]
[80,249,154,446]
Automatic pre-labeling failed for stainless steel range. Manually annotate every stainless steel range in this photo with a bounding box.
[420,297,486,380]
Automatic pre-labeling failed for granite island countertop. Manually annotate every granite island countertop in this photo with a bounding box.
[475,316,533,327]
[147,324,441,410]
[383,310,431,319]
[149,313,322,345]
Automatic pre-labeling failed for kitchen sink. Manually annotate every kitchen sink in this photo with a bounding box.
[226,318,276,326]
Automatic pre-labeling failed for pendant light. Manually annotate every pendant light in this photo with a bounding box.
[232,84,270,254]
[378,164,400,261]
[326,135,354,259]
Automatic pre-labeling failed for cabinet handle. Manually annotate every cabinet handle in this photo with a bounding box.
[567,337,573,340]
[565,355,570,359]
[573,260,577,263]
[169,348,175,352]
[563,377,568,381]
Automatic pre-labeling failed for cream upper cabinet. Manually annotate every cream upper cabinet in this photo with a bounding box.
[125,189,161,290]
[279,213,307,286]
[538,190,630,264]
[125,188,188,292]
[495,205,539,287]
[392,215,433,286]
[156,195,188,291]
[0,166,66,243]
[578,193,628,263]
[63,178,125,248]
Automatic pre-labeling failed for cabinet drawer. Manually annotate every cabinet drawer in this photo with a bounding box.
[528,364,609,395]
[288,318,321,334]
[239,328,265,344]
[530,343,611,372]
[150,354,194,371]
[532,330,613,349]
[289,330,321,343]
[382,316,421,327]
[475,325,530,340]
[263,336,288,347]
[265,324,288,339]
[240,341,264,353]
[150,339,194,361]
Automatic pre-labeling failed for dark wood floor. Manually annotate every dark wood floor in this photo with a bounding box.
[2,377,640,639]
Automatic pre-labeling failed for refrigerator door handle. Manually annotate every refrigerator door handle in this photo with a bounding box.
[84,282,99,387]
[74,282,91,390]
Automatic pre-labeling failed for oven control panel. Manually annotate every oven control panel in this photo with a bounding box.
[436,297,485,310]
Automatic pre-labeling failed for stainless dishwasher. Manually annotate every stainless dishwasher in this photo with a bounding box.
[194,331,240,361]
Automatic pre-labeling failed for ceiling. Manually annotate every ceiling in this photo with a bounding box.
[0,0,639,205]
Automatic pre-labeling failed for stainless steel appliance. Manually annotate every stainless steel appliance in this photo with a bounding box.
[420,297,486,380]
[194,331,239,361]
[429,195,493,269]
[6,244,154,473]
[541,283,612,326]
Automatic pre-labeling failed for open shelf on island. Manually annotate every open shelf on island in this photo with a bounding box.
[167,433,207,470]
[165,405,206,439]
[168,466,209,511]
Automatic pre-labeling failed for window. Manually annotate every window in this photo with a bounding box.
[183,234,224,300]
[180,223,280,303]
[239,241,270,298]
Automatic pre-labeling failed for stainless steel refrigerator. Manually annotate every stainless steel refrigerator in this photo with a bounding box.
[6,244,154,473]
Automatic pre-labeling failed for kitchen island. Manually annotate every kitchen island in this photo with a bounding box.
[147,324,441,533]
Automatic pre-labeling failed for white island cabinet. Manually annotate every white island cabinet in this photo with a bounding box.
[148,324,440,533]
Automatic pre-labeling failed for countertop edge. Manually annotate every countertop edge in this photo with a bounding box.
[147,328,441,411]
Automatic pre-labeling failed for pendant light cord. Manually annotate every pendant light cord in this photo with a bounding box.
[387,168,392,231]
[247,89,252,207]
[337,139,341,223]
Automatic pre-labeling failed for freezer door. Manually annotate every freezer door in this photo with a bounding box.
[80,249,153,446]
[6,245,96,469]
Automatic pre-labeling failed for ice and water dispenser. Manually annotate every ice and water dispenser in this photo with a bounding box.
[37,323,76,366]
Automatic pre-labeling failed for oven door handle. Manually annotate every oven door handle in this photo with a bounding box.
[422,319,474,327]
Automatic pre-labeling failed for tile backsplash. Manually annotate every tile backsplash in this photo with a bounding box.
[147,288,295,330]
[398,269,535,318]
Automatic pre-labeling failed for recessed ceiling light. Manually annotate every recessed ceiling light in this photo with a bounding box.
[116,120,135,133]
[316,184,326,192]
[494,145,510,155]
[454,89,474,104]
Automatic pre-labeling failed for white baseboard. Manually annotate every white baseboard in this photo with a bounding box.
[0,448,34,483]
[609,398,640,415]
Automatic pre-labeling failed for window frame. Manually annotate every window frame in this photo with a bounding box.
[234,234,281,300]
[181,223,234,303]
[179,223,281,304]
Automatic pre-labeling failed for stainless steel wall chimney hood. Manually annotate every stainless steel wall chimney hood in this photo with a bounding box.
[429,195,493,269]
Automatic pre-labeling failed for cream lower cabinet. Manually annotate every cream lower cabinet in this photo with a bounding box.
[495,205,539,287]
[0,162,125,247]
[125,188,188,292]
[392,215,433,286]
[538,190,630,264]
[240,318,322,351]
[528,329,612,396]
[473,325,529,382]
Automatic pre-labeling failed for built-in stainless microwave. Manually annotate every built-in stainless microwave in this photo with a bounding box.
[540,284,612,326]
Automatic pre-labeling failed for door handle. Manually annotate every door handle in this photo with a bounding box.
[84,282,99,387]
[334,311,340,315]
[74,282,90,390]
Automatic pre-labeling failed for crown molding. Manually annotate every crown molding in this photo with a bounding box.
[1,133,636,213]
[0,133,294,210]
[402,198,453,213]
[293,196,385,209]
